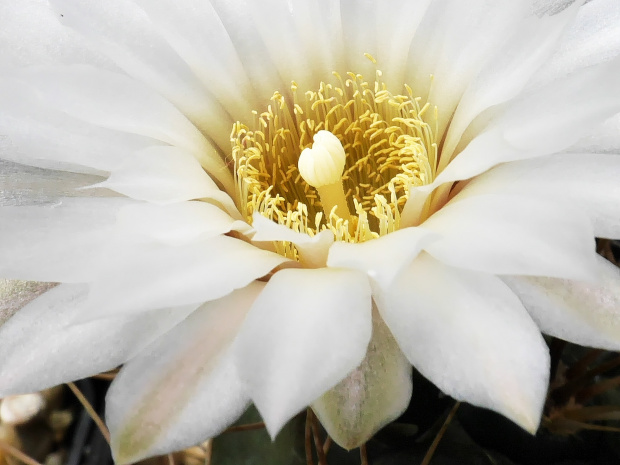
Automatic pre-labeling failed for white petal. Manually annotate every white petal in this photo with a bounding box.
[437,58,620,185]
[234,268,372,438]
[48,0,234,151]
[402,59,620,229]
[81,235,288,320]
[376,254,549,433]
[116,201,239,245]
[460,152,620,239]
[239,0,338,93]
[12,65,234,191]
[212,1,330,98]
[570,111,620,155]
[0,77,160,174]
[421,193,598,281]
[532,0,620,89]
[0,198,239,283]
[0,0,112,68]
[339,0,431,87]
[287,0,345,85]
[107,284,263,464]
[501,61,620,155]
[129,0,257,120]
[14,66,200,153]
[0,284,196,396]
[503,255,620,351]
[250,213,334,268]
[312,307,412,450]
[94,146,221,204]
[0,198,133,282]
[0,196,240,284]
[441,4,578,163]
[327,227,438,290]
[406,0,532,138]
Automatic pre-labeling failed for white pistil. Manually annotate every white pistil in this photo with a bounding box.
[298,131,351,220]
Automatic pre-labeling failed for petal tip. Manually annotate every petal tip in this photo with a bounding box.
[110,425,154,465]
[504,402,542,436]
[261,411,288,443]
[111,445,136,465]
[517,414,540,436]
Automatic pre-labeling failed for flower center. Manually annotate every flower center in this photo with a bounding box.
[231,67,437,256]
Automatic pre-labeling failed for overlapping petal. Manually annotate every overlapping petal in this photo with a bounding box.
[0,77,158,174]
[93,146,222,205]
[459,152,620,238]
[572,112,620,155]
[407,0,528,118]
[312,307,412,449]
[116,201,240,245]
[107,284,263,464]
[80,235,288,320]
[339,0,432,87]
[440,3,579,162]
[421,193,598,280]
[0,284,197,396]
[434,57,620,186]
[0,197,246,282]
[0,0,112,68]
[503,256,620,351]
[250,213,334,268]
[327,227,438,290]
[0,197,134,282]
[129,0,258,119]
[532,0,620,88]
[8,65,234,191]
[376,253,550,433]
[234,268,372,438]
[49,0,235,151]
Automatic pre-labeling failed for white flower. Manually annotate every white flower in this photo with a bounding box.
[2,0,620,463]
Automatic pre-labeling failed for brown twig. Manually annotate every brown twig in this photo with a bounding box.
[305,409,314,465]
[551,418,620,433]
[223,421,265,433]
[548,338,567,385]
[561,405,620,422]
[309,410,328,465]
[167,454,175,465]
[0,439,43,465]
[92,373,117,381]
[359,443,369,465]
[67,382,111,444]
[554,355,620,403]
[576,375,620,404]
[565,349,603,380]
[421,401,460,465]
[202,439,213,465]
[322,436,332,455]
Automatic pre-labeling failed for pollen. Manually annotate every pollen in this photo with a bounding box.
[231,68,438,260]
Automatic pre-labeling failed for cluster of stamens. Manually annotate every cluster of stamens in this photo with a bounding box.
[231,69,437,260]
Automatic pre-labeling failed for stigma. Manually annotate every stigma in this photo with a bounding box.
[298,131,351,222]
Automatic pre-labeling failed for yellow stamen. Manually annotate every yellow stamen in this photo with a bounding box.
[230,68,438,261]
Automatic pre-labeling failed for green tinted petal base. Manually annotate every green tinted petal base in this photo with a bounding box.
[312,305,412,449]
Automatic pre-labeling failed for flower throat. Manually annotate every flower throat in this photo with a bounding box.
[231,66,438,256]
